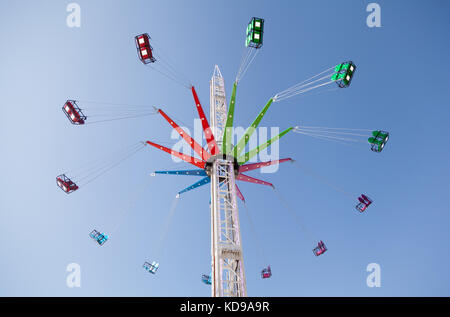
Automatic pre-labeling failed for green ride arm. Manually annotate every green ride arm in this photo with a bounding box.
[232,98,274,158]
[237,127,293,165]
[222,82,238,154]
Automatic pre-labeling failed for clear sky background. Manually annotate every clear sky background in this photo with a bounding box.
[1,0,450,296]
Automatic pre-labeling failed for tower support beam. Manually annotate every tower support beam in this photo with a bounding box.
[210,65,247,297]
[211,158,247,297]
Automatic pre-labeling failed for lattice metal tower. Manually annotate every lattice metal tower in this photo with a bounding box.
[209,66,247,297]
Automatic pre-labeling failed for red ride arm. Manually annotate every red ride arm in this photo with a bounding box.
[239,158,292,173]
[236,173,274,188]
[191,86,218,155]
[146,141,206,169]
[157,108,210,161]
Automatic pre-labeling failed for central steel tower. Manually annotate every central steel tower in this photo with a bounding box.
[209,66,247,297]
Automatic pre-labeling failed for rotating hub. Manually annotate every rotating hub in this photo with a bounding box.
[204,154,240,178]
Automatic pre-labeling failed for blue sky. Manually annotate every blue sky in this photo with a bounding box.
[1,0,450,296]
